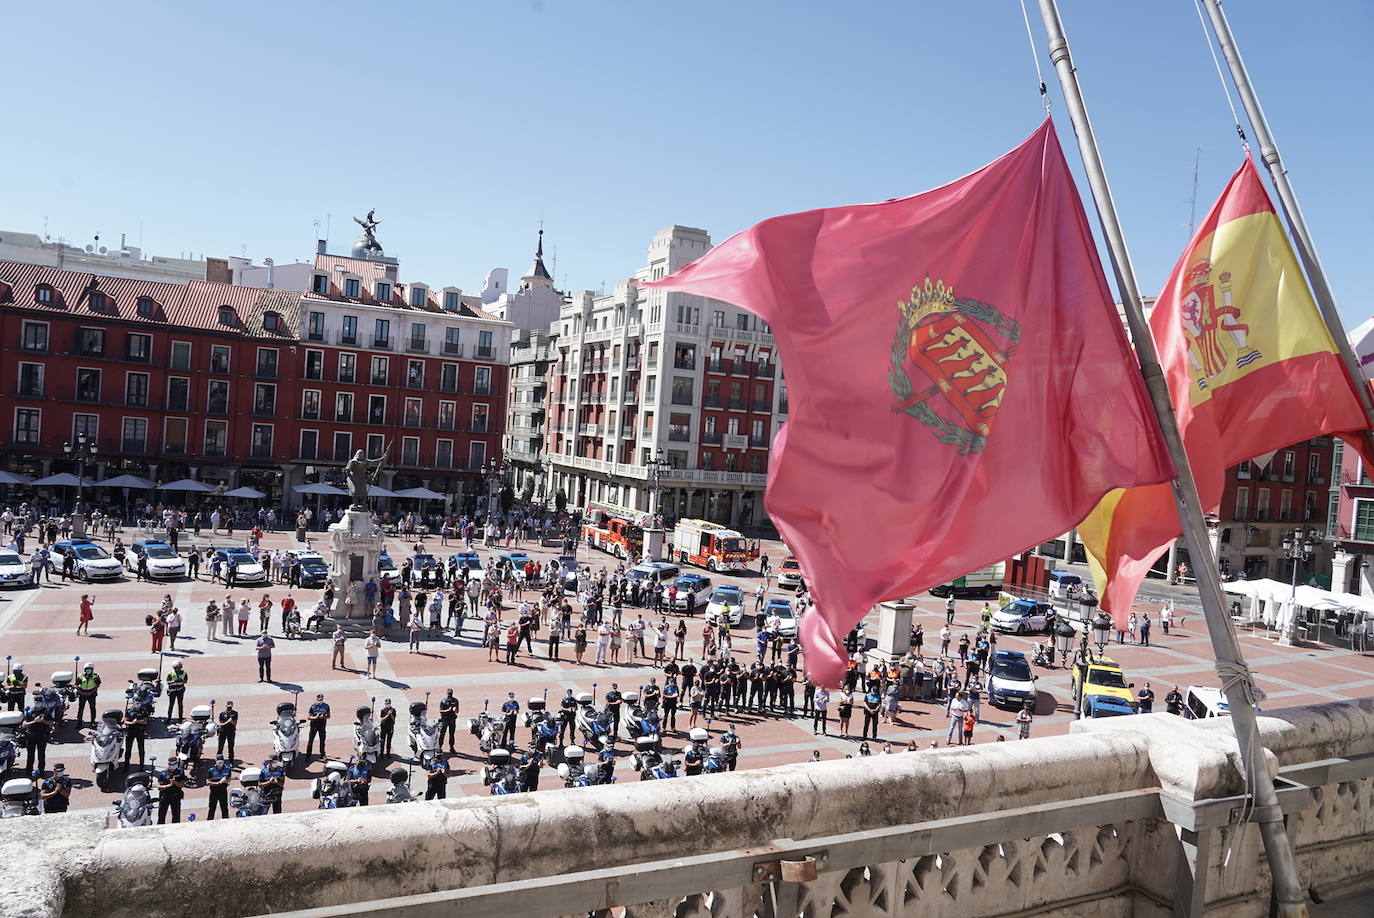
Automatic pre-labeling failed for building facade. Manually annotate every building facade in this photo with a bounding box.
[505,329,558,504]
[546,225,784,529]
[1328,439,1374,594]
[0,228,217,284]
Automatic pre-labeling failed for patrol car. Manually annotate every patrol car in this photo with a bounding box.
[125,540,188,580]
[704,585,745,627]
[449,551,486,582]
[624,561,681,588]
[0,550,33,588]
[51,540,123,581]
[377,552,399,582]
[987,650,1038,709]
[288,550,330,588]
[991,599,1056,635]
[554,556,583,593]
[761,597,799,638]
[670,573,714,611]
[212,548,267,585]
[498,551,532,569]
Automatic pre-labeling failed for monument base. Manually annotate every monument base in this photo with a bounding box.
[870,600,914,664]
[328,509,384,620]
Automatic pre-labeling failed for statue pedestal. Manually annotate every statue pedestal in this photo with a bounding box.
[871,601,914,664]
[328,509,384,620]
[642,526,666,563]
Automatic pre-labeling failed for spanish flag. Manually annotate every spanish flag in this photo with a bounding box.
[1080,158,1373,618]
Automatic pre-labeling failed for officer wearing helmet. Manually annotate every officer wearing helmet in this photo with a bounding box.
[165,661,189,723]
[2,664,28,711]
[75,663,101,726]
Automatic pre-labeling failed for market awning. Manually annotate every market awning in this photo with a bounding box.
[0,471,32,485]
[391,486,446,500]
[224,486,266,499]
[159,478,216,493]
[95,474,156,489]
[294,483,347,496]
[31,473,97,487]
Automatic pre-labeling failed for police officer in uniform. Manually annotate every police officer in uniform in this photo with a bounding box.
[39,763,72,813]
[156,755,187,823]
[121,694,149,771]
[437,689,460,753]
[500,693,520,751]
[720,726,741,772]
[558,689,577,745]
[3,664,29,712]
[307,693,331,757]
[1164,686,1185,716]
[205,754,232,819]
[1137,682,1155,714]
[683,739,705,776]
[642,678,661,714]
[603,684,623,739]
[22,700,53,775]
[661,677,680,732]
[216,701,238,760]
[261,756,286,814]
[165,661,189,722]
[425,755,448,800]
[75,663,101,726]
[348,756,372,806]
[378,699,396,755]
[519,750,542,792]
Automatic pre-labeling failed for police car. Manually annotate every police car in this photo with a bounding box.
[288,550,330,588]
[987,650,1038,709]
[0,550,33,588]
[704,585,745,627]
[625,561,681,588]
[125,540,188,580]
[498,551,532,568]
[450,551,485,582]
[377,552,399,582]
[51,540,124,581]
[761,597,798,638]
[213,548,267,585]
[670,574,714,611]
[991,599,1056,635]
[554,556,582,593]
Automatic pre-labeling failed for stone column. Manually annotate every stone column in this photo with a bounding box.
[1332,549,1353,595]
[871,601,914,663]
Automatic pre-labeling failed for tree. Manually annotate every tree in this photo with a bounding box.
[500,484,515,514]
[555,488,567,513]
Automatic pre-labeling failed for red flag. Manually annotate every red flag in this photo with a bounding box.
[645,120,1173,685]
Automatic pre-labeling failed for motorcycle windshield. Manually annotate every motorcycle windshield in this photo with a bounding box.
[277,717,298,736]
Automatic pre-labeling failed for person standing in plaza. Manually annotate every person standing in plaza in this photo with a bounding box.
[437,689,459,753]
[205,754,231,819]
[364,629,381,677]
[237,598,251,636]
[187,545,200,580]
[409,614,423,653]
[76,594,94,636]
[812,686,830,736]
[1139,612,1152,647]
[204,600,219,643]
[217,701,238,760]
[1016,702,1033,739]
[165,607,182,652]
[945,596,955,624]
[165,661,188,722]
[331,624,348,669]
[378,700,396,755]
[945,690,968,745]
[939,624,951,657]
[306,693,330,758]
[1128,611,1139,644]
[256,631,275,682]
[149,612,166,654]
[1137,682,1155,713]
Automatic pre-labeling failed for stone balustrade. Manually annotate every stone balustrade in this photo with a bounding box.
[3,698,1372,918]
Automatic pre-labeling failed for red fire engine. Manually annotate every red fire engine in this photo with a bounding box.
[581,502,647,560]
[671,519,758,572]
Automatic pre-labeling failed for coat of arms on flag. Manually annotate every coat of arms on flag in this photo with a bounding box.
[887,278,1021,454]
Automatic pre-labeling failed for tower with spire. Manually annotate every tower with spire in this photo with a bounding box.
[520,228,554,291]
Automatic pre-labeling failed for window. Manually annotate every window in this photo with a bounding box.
[725,454,737,472]
[1308,453,1323,484]
[204,421,228,457]
[408,323,426,351]
[73,414,98,441]
[367,434,385,459]
[332,432,352,462]
[304,349,324,380]
[170,341,191,370]
[20,322,48,352]
[18,363,43,397]
[253,383,276,416]
[1282,450,1296,481]
[468,440,487,470]
[1355,499,1374,542]
[645,376,657,400]
[335,392,354,423]
[673,344,696,370]
[125,372,149,407]
[736,313,751,331]
[702,452,714,470]
[341,315,358,345]
[263,311,280,332]
[313,274,330,295]
[436,439,453,468]
[407,359,424,388]
[14,408,40,445]
[1235,486,1249,521]
[127,333,152,362]
[750,455,764,474]
[163,418,187,455]
[471,404,489,433]
[751,419,764,442]
[444,291,459,311]
[376,282,391,302]
[122,417,148,452]
[474,366,491,396]
[368,395,387,424]
[338,353,356,383]
[727,417,740,435]
[35,285,53,304]
[1255,488,1270,521]
[1279,488,1293,522]
[440,363,458,392]
[306,312,325,341]
[344,278,360,298]
[477,330,493,358]
[401,436,420,466]
[669,413,692,442]
[301,390,321,420]
[77,327,105,356]
[166,377,189,412]
[438,401,456,430]
[404,398,422,426]
[218,306,235,326]
[299,429,319,461]
[89,291,107,311]
[256,348,279,378]
[209,345,230,374]
[712,310,725,328]
[671,376,693,405]
[77,368,101,401]
[251,424,273,459]
[410,287,427,308]
[444,327,461,355]
[137,296,158,315]
[207,379,229,414]
[374,318,391,347]
[370,356,389,386]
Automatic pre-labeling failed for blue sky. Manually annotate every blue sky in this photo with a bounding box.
[4,1,1370,325]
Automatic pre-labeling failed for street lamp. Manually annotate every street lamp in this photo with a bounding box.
[1053,619,1078,668]
[646,448,672,525]
[62,433,97,538]
[484,458,509,516]
[1091,610,1112,652]
[1279,526,1321,646]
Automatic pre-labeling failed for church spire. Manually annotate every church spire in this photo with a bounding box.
[525,227,552,283]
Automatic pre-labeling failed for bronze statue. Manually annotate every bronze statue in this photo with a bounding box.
[353,209,381,249]
[344,449,385,510]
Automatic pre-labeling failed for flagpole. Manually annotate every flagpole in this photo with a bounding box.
[1205,0,1374,436]
[1036,2,1309,916]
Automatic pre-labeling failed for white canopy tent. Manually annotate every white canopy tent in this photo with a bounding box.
[1222,577,1372,639]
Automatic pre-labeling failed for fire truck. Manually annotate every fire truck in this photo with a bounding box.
[671,519,758,572]
[580,502,647,560]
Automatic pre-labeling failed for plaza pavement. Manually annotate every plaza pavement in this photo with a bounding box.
[4,525,1372,820]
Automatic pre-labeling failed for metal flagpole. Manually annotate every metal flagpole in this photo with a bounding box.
[1036,2,1309,915]
[1204,0,1374,437]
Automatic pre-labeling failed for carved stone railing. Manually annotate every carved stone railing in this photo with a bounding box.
[3,699,1372,918]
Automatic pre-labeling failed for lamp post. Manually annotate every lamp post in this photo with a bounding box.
[1053,619,1077,668]
[1091,610,1112,653]
[63,432,97,538]
[643,449,673,562]
[1278,526,1321,646]
[484,458,508,517]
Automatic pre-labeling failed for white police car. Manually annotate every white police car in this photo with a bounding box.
[0,551,33,588]
[670,574,714,611]
[126,540,187,580]
[991,599,1055,635]
[987,650,1038,709]
[450,551,486,583]
[704,585,745,627]
[213,548,267,585]
[761,597,798,638]
[52,540,123,581]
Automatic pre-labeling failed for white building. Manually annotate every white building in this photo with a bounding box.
[0,229,212,284]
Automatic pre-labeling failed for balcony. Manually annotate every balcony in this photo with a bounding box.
[750,435,770,448]
[339,333,359,347]
[369,336,393,351]
[702,431,722,445]
[752,400,770,412]
[474,385,492,397]
[704,396,722,408]
[756,363,776,378]
[443,341,465,357]
[370,374,389,387]
[254,367,278,380]
[250,445,274,460]
[406,338,429,354]
[728,398,746,410]
[407,377,426,390]
[670,394,694,407]
[475,345,495,360]
[624,390,638,404]
[121,439,148,454]
[470,422,489,434]
[706,358,730,374]
[621,426,635,438]
[579,424,600,437]
[125,395,149,408]
[673,358,697,370]
[251,406,277,419]
[730,361,751,377]
[16,382,43,398]
[18,341,48,355]
[668,427,691,442]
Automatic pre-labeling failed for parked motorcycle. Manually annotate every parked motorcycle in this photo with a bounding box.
[1,776,41,818]
[480,748,523,795]
[174,705,216,771]
[271,702,303,772]
[409,702,439,768]
[113,770,155,827]
[231,767,270,818]
[311,761,354,809]
[354,707,380,769]
[85,709,124,791]
[467,705,506,755]
[0,712,22,778]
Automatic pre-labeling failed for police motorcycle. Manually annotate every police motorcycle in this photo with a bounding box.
[113,766,156,827]
[523,696,561,760]
[1,775,41,818]
[311,760,355,809]
[125,667,163,714]
[354,706,381,769]
[624,693,662,752]
[703,746,729,774]
[385,767,415,804]
[0,711,21,778]
[231,767,270,818]
[631,736,680,781]
[480,748,523,795]
[271,701,304,772]
[32,685,68,727]
[556,746,592,788]
[574,693,614,750]
[467,700,506,755]
[48,670,78,726]
[84,709,125,791]
[408,701,440,768]
[682,727,710,777]
[174,704,217,770]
